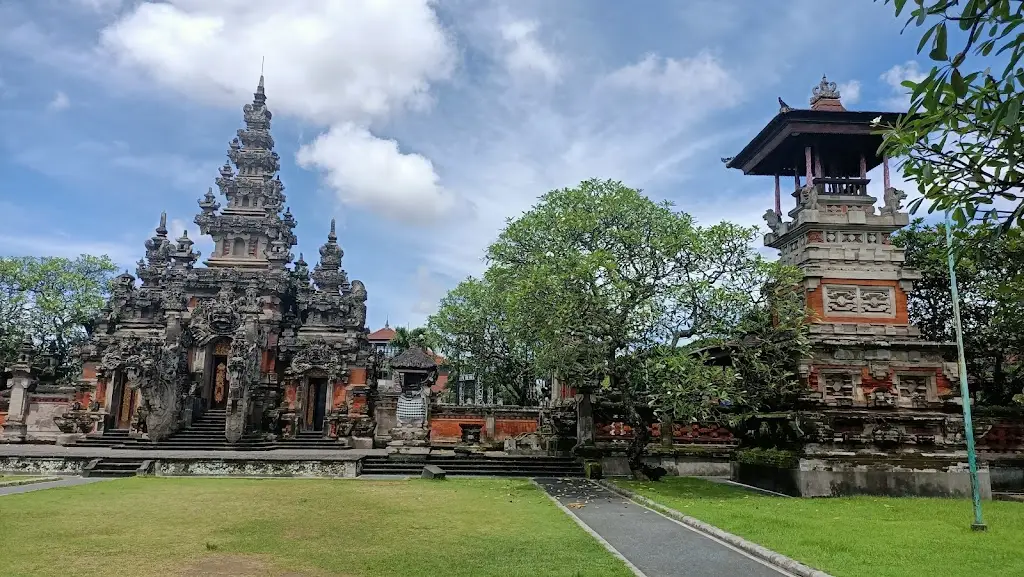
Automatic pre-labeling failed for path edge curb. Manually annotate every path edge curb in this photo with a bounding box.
[595,479,834,577]
[0,476,61,488]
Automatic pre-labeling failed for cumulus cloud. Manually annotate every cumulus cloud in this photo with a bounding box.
[880,61,927,108]
[47,90,69,111]
[96,0,458,223]
[499,20,561,82]
[296,123,456,223]
[98,1,454,125]
[838,80,861,104]
[603,52,739,104]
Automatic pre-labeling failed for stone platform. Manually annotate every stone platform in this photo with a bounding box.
[0,444,382,479]
[0,444,584,479]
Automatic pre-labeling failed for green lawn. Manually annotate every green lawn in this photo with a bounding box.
[0,477,632,577]
[616,477,1024,577]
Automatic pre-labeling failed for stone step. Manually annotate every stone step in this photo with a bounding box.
[85,458,144,478]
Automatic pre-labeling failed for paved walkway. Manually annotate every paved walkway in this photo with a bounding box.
[536,478,793,577]
[0,477,109,496]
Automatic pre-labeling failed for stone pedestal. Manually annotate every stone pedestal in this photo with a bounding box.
[2,346,32,443]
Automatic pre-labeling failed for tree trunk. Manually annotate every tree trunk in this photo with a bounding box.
[621,387,650,479]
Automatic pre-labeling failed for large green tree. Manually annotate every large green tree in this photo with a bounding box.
[427,277,540,405]
[893,220,1024,404]
[0,255,117,384]
[878,0,1024,230]
[483,179,785,474]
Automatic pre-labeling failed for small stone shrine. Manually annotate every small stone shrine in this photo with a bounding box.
[378,347,437,453]
[8,76,377,447]
[724,76,990,497]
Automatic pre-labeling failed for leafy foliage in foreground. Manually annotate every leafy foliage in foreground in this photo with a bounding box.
[893,219,1024,404]
[878,0,1024,230]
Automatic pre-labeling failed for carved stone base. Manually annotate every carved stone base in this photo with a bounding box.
[1,422,26,443]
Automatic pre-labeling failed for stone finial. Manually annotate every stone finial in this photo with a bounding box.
[778,97,793,113]
[810,75,845,111]
[328,218,337,242]
[156,211,168,236]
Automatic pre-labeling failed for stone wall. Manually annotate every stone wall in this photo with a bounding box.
[0,456,90,475]
[24,395,73,442]
[156,457,359,478]
[732,457,993,499]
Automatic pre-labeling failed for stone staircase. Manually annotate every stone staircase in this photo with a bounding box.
[82,457,145,478]
[75,428,132,448]
[276,430,351,450]
[119,409,274,451]
[360,455,584,477]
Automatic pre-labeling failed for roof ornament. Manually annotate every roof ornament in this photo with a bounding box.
[778,97,793,113]
[328,218,337,242]
[810,75,840,105]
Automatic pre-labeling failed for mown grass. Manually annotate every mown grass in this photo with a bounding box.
[0,477,632,577]
[616,477,1024,577]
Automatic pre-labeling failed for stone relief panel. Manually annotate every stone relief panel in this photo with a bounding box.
[819,371,860,407]
[823,284,895,317]
[895,374,936,408]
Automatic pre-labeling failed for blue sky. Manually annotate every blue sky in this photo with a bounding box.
[0,0,927,330]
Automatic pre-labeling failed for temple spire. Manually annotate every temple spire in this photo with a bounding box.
[329,218,337,242]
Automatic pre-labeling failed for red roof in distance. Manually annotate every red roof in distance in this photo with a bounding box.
[367,326,396,342]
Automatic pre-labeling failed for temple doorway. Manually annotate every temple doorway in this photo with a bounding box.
[305,378,328,432]
[208,340,231,410]
[109,371,137,429]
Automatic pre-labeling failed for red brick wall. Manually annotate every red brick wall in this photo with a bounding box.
[429,416,538,443]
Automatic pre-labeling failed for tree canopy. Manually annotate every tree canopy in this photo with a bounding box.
[0,255,117,384]
[428,179,809,472]
[893,219,1024,404]
[878,0,1024,230]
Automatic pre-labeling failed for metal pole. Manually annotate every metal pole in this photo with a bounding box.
[944,212,987,531]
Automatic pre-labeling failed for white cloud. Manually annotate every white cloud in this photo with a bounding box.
[295,123,457,223]
[98,0,454,126]
[838,80,861,104]
[499,20,561,82]
[880,61,927,108]
[47,90,69,111]
[603,52,739,103]
[95,0,457,225]
[71,0,125,14]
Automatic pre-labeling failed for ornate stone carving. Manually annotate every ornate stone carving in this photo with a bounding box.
[823,285,895,317]
[881,187,907,216]
[763,209,781,234]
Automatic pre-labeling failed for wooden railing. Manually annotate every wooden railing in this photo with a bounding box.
[812,177,870,195]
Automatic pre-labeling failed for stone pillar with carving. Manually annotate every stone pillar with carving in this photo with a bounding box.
[1,336,35,442]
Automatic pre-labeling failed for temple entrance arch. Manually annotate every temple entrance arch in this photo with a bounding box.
[303,375,329,432]
[204,338,232,410]
[108,369,137,430]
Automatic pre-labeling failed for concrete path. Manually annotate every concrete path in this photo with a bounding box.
[536,478,793,577]
[0,476,109,496]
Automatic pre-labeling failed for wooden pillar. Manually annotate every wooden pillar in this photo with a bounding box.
[859,152,867,178]
[883,155,891,189]
[774,174,782,215]
[804,146,813,182]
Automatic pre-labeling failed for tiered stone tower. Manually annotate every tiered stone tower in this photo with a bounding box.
[725,77,989,498]
[196,75,297,269]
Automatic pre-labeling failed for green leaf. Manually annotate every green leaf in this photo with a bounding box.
[930,23,948,61]
[1007,97,1022,127]
[951,68,968,98]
